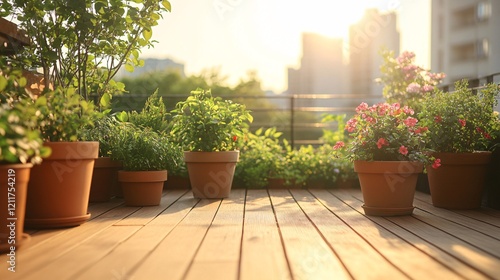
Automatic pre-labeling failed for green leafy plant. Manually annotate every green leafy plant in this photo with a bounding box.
[0,60,51,163]
[377,49,445,112]
[110,123,179,171]
[125,90,169,134]
[170,88,253,152]
[80,114,121,157]
[335,102,437,166]
[419,80,499,153]
[36,87,100,142]
[235,127,284,188]
[2,0,171,105]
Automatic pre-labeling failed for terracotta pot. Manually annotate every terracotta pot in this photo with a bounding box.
[89,157,122,202]
[0,164,32,253]
[25,141,99,228]
[354,160,423,216]
[427,152,491,209]
[118,170,167,206]
[184,151,239,198]
[485,149,500,209]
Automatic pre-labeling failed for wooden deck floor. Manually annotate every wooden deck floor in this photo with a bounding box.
[1,188,500,280]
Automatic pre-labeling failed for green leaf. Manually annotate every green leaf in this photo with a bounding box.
[162,1,171,11]
[125,64,134,72]
[0,76,7,91]
[142,29,152,41]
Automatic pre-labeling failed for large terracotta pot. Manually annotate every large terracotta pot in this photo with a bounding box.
[25,141,99,228]
[118,170,167,206]
[89,157,122,202]
[184,151,239,198]
[354,160,423,216]
[0,164,32,253]
[426,152,491,209]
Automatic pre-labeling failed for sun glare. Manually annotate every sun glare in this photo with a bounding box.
[298,2,367,39]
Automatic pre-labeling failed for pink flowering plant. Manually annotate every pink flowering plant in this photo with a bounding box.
[377,49,446,112]
[334,102,438,166]
[419,80,499,153]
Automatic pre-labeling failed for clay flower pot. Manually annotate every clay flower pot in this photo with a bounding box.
[89,157,122,202]
[118,170,167,206]
[25,141,99,228]
[184,151,239,198]
[0,163,32,252]
[354,160,423,216]
[427,152,491,209]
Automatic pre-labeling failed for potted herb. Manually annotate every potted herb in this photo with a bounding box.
[334,102,438,216]
[110,122,179,206]
[23,88,100,228]
[170,88,253,198]
[81,115,123,201]
[0,62,51,252]
[419,80,500,209]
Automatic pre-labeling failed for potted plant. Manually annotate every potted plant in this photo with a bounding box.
[419,80,500,209]
[110,122,179,206]
[170,88,253,198]
[22,87,100,228]
[81,115,123,201]
[0,61,51,252]
[334,102,438,216]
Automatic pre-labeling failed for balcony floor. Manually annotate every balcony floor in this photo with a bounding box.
[1,188,500,280]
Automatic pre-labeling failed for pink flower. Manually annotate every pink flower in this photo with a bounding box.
[403,117,418,127]
[402,106,414,115]
[414,127,428,134]
[459,119,466,127]
[232,135,238,142]
[432,158,441,169]
[333,141,345,150]
[434,115,442,123]
[377,138,389,149]
[346,118,358,133]
[422,85,434,92]
[356,102,369,114]
[406,83,421,93]
[399,145,408,155]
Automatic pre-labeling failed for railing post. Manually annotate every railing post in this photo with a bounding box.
[290,95,295,149]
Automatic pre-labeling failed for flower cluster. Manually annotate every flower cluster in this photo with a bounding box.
[419,80,499,153]
[335,102,438,166]
[377,49,446,112]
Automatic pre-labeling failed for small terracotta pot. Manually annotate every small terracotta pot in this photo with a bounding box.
[184,151,238,198]
[0,164,32,252]
[427,152,491,209]
[89,157,122,202]
[355,160,423,216]
[25,141,98,228]
[118,170,167,206]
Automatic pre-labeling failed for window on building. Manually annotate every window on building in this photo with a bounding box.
[476,39,489,59]
[476,2,491,22]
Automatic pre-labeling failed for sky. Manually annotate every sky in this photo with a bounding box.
[141,0,431,93]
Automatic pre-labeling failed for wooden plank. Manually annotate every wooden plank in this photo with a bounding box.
[344,189,491,280]
[239,189,292,280]
[412,198,500,239]
[293,189,408,280]
[128,197,222,279]
[115,190,188,226]
[269,189,351,280]
[72,191,199,280]
[324,189,464,280]
[0,204,140,278]
[184,189,246,280]
[24,225,142,280]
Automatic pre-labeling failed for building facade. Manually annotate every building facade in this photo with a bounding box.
[431,0,500,84]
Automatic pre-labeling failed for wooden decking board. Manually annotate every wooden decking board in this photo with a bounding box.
[239,189,292,280]
[1,189,499,280]
[184,189,246,280]
[293,189,409,280]
[328,189,466,280]
[73,191,200,280]
[129,198,222,279]
[269,189,351,280]
[344,189,492,280]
